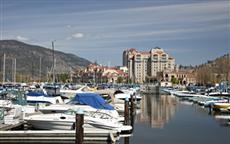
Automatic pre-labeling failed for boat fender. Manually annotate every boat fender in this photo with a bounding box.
[71,122,75,130]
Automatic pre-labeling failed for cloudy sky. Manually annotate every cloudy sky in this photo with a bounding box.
[1,0,229,66]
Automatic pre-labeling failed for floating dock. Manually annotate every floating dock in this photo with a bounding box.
[0,130,119,144]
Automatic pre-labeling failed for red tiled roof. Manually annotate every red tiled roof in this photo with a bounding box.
[116,69,125,75]
[128,48,137,51]
[140,51,150,55]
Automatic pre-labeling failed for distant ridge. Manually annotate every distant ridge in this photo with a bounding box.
[0,40,91,81]
[195,54,230,84]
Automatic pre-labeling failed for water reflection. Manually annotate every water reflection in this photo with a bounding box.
[137,94,178,128]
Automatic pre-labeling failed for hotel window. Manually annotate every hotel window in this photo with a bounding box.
[161,54,167,63]
[152,54,158,61]
[135,55,141,61]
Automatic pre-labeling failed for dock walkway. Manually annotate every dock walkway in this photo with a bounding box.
[0,130,119,144]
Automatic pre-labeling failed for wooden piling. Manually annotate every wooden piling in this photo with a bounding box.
[75,111,84,144]
[130,94,135,133]
[124,97,129,125]
[124,137,130,144]
[208,104,213,115]
[130,94,134,115]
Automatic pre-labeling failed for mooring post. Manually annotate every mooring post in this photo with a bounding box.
[208,104,213,115]
[130,94,136,133]
[124,97,129,125]
[124,137,130,144]
[75,109,84,144]
[35,103,39,112]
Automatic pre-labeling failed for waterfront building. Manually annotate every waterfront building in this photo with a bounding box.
[162,69,197,86]
[123,47,175,83]
[74,64,127,83]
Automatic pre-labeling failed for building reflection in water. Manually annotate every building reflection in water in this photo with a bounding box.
[136,94,178,128]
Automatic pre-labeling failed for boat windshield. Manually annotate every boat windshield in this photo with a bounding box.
[64,109,76,115]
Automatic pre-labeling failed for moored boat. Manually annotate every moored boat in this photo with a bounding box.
[25,109,132,133]
[38,93,123,121]
[212,102,230,111]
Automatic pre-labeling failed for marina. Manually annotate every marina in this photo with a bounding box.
[0,83,229,144]
[0,1,229,143]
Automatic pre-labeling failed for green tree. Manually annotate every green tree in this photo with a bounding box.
[171,77,179,84]
[57,73,69,82]
[117,76,123,83]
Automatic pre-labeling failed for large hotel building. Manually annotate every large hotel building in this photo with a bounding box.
[123,47,175,83]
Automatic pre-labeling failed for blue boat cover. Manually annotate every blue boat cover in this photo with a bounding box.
[72,93,114,110]
[26,91,45,96]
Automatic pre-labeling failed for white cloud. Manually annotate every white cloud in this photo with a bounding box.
[16,35,29,41]
[72,33,84,39]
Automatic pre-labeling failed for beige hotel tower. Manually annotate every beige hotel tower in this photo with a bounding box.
[123,47,175,83]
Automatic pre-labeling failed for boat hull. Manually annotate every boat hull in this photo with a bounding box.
[29,120,74,130]
[213,103,230,109]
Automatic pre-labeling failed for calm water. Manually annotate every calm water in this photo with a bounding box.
[120,94,230,144]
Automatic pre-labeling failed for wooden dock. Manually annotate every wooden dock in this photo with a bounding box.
[0,130,119,144]
[0,122,24,131]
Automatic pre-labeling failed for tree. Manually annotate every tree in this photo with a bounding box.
[117,76,123,83]
[171,77,179,84]
[57,73,69,82]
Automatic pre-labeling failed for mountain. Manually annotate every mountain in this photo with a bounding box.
[0,40,91,81]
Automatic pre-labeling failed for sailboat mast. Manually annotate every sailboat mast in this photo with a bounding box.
[52,41,55,83]
[39,57,41,82]
[14,58,16,84]
[2,53,5,84]
[12,58,13,82]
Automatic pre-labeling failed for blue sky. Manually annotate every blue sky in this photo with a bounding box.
[1,0,229,66]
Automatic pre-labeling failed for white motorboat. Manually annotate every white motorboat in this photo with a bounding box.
[60,85,93,98]
[207,91,230,97]
[25,109,132,133]
[38,93,123,121]
[26,90,63,104]
[26,95,63,104]
[114,90,142,101]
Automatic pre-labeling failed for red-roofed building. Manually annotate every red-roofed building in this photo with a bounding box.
[74,64,128,83]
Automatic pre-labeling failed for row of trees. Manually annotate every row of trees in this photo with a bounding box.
[0,72,71,83]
